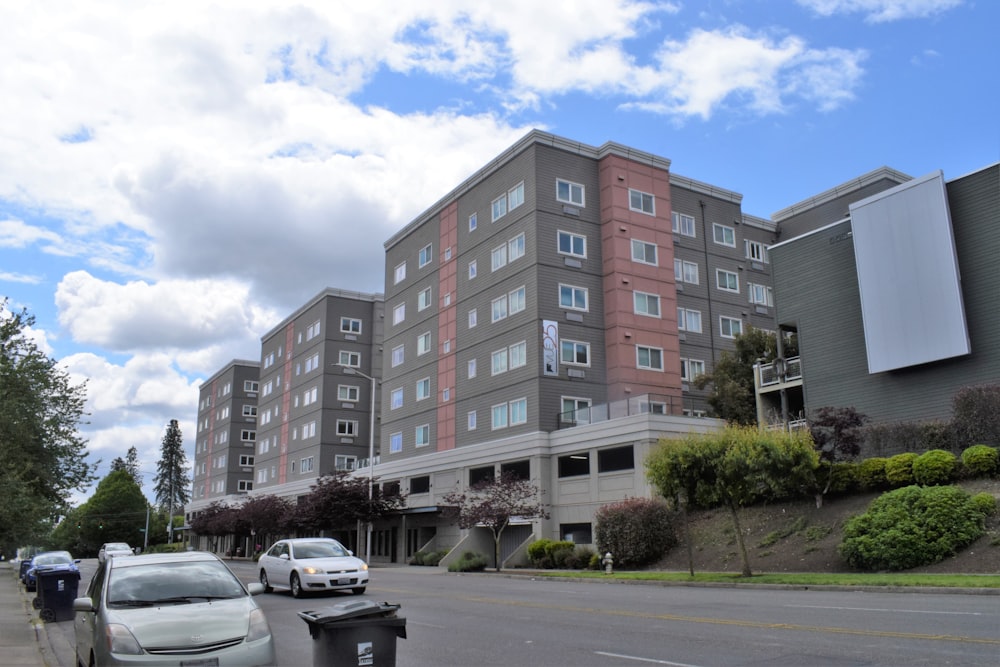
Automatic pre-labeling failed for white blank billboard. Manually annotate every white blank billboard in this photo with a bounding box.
[850,170,970,373]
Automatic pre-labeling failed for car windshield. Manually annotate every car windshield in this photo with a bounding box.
[33,553,72,566]
[292,541,349,559]
[107,560,247,608]
[105,544,130,551]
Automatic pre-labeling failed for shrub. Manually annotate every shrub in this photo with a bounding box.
[918,421,957,452]
[447,551,488,572]
[588,552,602,570]
[884,452,918,487]
[970,492,997,517]
[411,549,446,566]
[550,542,576,569]
[951,384,1000,449]
[912,449,957,486]
[961,445,999,478]
[827,463,858,494]
[595,497,677,568]
[856,457,888,490]
[839,485,986,571]
[526,539,553,566]
[564,546,596,570]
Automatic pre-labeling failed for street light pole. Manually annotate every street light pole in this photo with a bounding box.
[338,364,377,565]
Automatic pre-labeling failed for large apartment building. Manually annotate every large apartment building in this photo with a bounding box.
[192,360,261,502]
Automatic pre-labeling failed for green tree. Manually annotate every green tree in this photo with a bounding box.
[291,472,404,533]
[75,470,149,555]
[153,419,190,542]
[0,300,96,552]
[647,425,818,577]
[442,471,549,572]
[694,327,796,425]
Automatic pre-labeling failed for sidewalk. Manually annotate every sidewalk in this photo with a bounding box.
[0,562,49,667]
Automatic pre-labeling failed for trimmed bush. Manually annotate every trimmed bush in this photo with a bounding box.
[885,452,918,487]
[526,539,553,566]
[447,551,488,572]
[918,421,956,452]
[839,485,986,571]
[961,445,999,478]
[856,457,888,491]
[411,549,446,566]
[827,462,859,494]
[951,384,1000,449]
[595,497,677,568]
[971,492,997,517]
[912,449,957,486]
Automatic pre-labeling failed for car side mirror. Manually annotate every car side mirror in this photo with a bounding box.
[347,550,354,557]
[279,553,290,561]
[246,583,265,596]
[73,597,95,613]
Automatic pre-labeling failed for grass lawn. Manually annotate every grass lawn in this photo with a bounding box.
[524,570,1000,589]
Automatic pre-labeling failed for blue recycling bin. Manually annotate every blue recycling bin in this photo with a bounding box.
[36,567,81,622]
[299,600,406,667]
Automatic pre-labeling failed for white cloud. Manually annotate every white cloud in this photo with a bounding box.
[797,0,964,23]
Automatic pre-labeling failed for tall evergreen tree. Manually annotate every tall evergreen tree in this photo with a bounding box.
[153,419,190,540]
[0,300,96,550]
[125,445,142,485]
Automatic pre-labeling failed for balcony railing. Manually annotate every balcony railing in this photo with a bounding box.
[758,356,802,386]
[556,393,689,430]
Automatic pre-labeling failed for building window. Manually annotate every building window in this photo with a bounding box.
[469,212,477,231]
[392,302,406,324]
[717,269,740,293]
[509,341,527,369]
[633,291,661,318]
[394,261,406,284]
[416,377,430,400]
[560,339,590,366]
[467,411,477,430]
[410,475,430,494]
[677,308,702,333]
[720,316,743,339]
[418,287,432,311]
[242,405,257,417]
[419,243,433,268]
[335,455,357,471]
[630,239,657,265]
[304,320,321,341]
[636,345,664,371]
[303,421,316,438]
[468,308,477,328]
[561,397,592,424]
[509,398,527,425]
[559,284,588,311]
[442,387,450,402]
[508,286,526,315]
[629,189,655,215]
[491,244,507,271]
[237,480,253,492]
[491,194,507,221]
[557,230,586,258]
[491,403,508,429]
[304,353,320,373]
[713,223,736,247]
[508,182,525,210]
[746,239,769,263]
[241,430,256,442]
[491,295,508,322]
[749,283,773,306]
[672,211,696,237]
[390,388,404,409]
[508,233,525,262]
[468,358,477,378]
[390,432,402,453]
[468,260,477,279]
[417,332,431,355]
[674,259,699,284]
[681,358,706,382]
[244,380,259,393]
[338,385,360,402]
[337,420,358,436]
[558,453,590,477]
[300,456,314,473]
[302,386,318,406]
[239,454,255,467]
[491,349,508,375]
[340,317,362,334]
[408,424,427,448]
[556,179,585,206]
[598,445,634,472]
[391,344,405,367]
[338,351,360,367]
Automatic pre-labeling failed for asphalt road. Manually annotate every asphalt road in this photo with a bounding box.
[44,558,1000,666]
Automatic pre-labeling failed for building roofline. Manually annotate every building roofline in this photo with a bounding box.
[200,358,260,387]
[260,286,384,342]
[741,212,777,232]
[670,171,743,205]
[771,166,913,223]
[769,216,851,251]
[384,130,676,249]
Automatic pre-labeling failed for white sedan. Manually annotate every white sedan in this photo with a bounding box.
[258,538,368,598]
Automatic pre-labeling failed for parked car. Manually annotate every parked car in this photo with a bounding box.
[98,542,134,563]
[74,551,275,667]
[24,551,79,592]
[258,537,368,597]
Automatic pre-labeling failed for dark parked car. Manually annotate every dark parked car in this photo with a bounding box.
[24,551,79,592]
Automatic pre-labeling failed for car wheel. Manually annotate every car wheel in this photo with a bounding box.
[259,569,272,593]
[352,587,366,595]
[290,572,303,598]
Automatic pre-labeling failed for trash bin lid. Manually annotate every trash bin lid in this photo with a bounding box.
[298,600,401,626]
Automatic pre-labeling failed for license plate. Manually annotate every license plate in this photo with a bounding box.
[181,659,219,667]
[336,578,351,585]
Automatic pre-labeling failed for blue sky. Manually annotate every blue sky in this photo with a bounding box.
[1,0,996,505]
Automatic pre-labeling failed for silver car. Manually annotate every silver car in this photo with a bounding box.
[74,551,275,667]
[97,542,134,564]
[258,537,368,598]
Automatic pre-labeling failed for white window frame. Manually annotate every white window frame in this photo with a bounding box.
[491,403,508,430]
[556,178,585,206]
[468,308,478,328]
[394,261,406,284]
[468,358,477,378]
[339,350,361,367]
[508,233,525,262]
[418,287,432,311]
[508,286,526,315]
[391,344,405,367]
[491,349,508,376]
[509,398,528,425]
[338,384,360,402]
[468,260,477,279]
[633,291,661,318]
[630,239,657,265]
[242,405,257,417]
[674,258,699,284]
[629,188,655,215]
[560,339,590,366]
[340,317,362,334]
[720,316,743,339]
[746,239,769,263]
[417,332,431,355]
[677,308,703,333]
[491,295,508,322]
[491,194,507,221]
[559,284,588,311]
[467,410,477,431]
[469,212,477,231]
[418,243,433,268]
[416,377,430,401]
[749,283,773,306]
[716,269,740,293]
[557,230,586,258]
[390,387,404,410]
[415,424,430,448]
[393,302,406,324]
[561,396,592,424]
[636,345,664,371]
[509,341,527,369]
[491,243,507,271]
[681,358,706,382]
[336,419,358,436]
[713,223,736,247]
[672,211,696,237]
[390,432,403,453]
[301,456,314,473]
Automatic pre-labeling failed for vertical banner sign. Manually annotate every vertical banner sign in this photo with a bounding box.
[542,320,559,376]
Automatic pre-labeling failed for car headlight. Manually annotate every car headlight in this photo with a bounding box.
[105,623,143,655]
[360,563,369,571]
[302,566,320,575]
[246,608,272,643]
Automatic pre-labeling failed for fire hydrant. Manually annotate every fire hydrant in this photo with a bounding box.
[602,552,614,575]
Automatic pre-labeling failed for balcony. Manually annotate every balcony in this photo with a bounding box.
[757,356,802,387]
[555,393,692,430]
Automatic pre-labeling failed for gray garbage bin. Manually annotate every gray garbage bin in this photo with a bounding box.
[299,600,406,667]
